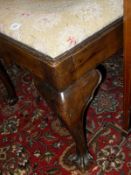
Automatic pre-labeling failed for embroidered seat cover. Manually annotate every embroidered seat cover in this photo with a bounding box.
[0,0,123,59]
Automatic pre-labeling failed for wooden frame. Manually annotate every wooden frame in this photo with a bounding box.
[0,18,123,170]
[124,0,131,131]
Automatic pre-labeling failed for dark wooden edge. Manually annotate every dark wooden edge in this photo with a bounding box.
[0,18,122,64]
[55,18,123,62]
[0,18,123,91]
[123,1,131,131]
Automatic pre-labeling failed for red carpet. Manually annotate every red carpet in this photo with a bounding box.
[0,53,131,175]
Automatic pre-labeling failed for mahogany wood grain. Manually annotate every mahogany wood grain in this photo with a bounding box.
[124,0,131,131]
[35,69,101,170]
[0,18,123,169]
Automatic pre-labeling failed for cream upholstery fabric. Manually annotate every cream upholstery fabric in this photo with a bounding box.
[0,0,123,59]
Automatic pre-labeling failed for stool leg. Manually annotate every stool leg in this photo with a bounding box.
[0,60,18,105]
[123,67,131,132]
[35,69,101,170]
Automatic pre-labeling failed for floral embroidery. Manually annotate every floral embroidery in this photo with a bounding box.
[67,36,77,46]
[0,0,123,58]
[72,1,103,22]
[33,13,61,31]
[59,25,86,52]
[21,13,31,17]
[10,23,22,31]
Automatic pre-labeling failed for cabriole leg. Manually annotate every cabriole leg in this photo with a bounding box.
[35,69,101,170]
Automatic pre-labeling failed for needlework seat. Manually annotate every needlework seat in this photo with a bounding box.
[0,0,123,170]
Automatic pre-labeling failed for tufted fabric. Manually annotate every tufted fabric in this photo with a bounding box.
[0,0,123,59]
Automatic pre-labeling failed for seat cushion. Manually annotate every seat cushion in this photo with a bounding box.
[0,0,123,59]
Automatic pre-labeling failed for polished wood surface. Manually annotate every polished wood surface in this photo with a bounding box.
[35,69,101,169]
[124,0,131,130]
[0,19,123,170]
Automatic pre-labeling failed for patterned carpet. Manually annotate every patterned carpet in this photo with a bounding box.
[0,52,131,175]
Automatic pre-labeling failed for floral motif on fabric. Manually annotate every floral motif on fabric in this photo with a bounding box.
[0,0,123,58]
[58,25,86,53]
[33,13,61,31]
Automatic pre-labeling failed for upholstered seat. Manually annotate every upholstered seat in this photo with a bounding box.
[0,0,124,171]
[0,0,123,59]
